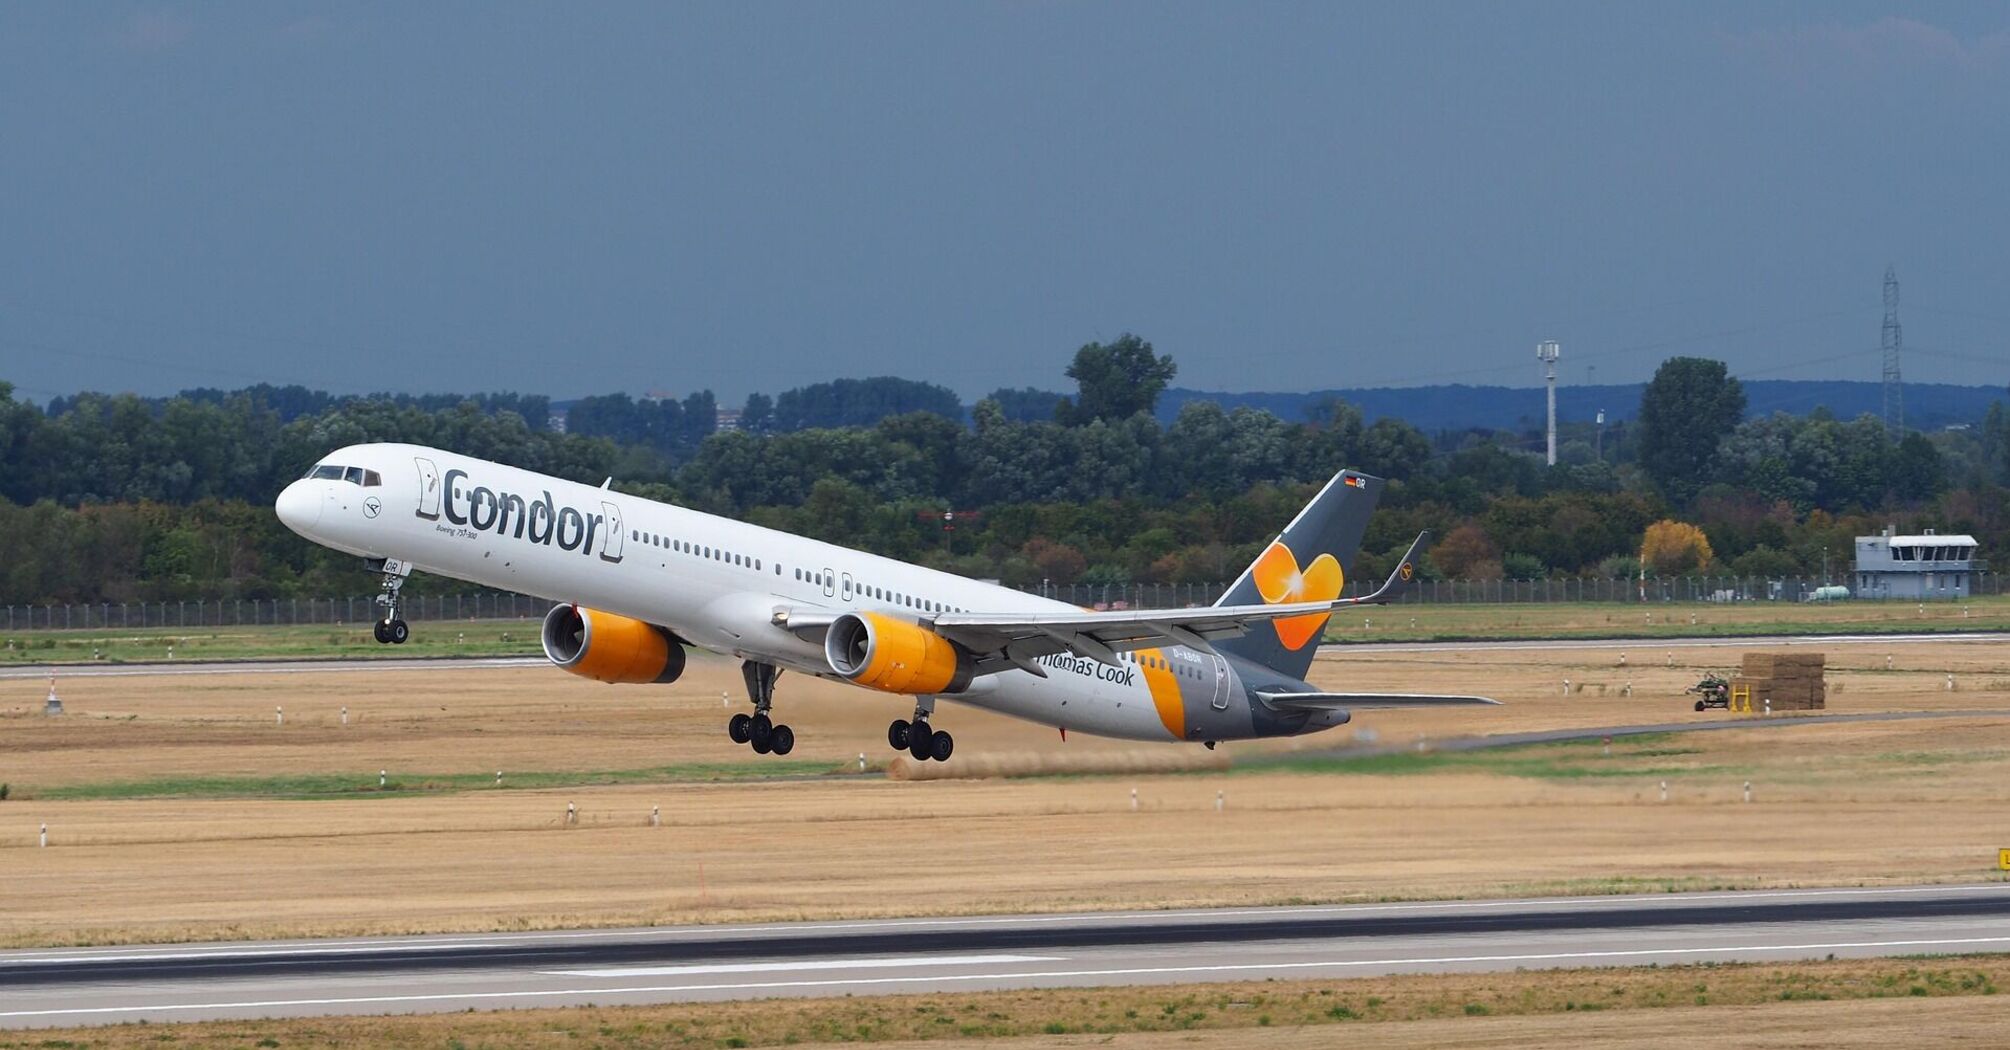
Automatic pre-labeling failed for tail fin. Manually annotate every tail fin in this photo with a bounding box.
[1213,468,1384,682]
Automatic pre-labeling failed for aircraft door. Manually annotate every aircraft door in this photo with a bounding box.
[414,458,441,520]
[598,501,625,563]
[823,568,837,598]
[1210,653,1230,710]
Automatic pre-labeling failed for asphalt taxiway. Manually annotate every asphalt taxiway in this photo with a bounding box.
[5,884,2009,1028]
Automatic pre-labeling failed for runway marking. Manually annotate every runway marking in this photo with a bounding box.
[10,935,2010,1019]
[539,954,1063,977]
[8,884,2005,964]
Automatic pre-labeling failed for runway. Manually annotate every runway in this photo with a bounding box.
[5,884,2009,1028]
[3,629,2005,681]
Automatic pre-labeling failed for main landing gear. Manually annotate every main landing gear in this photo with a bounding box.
[728,660,795,756]
[888,696,953,763]
[369,558,411,645]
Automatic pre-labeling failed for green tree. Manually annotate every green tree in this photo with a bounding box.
[1891,432,1946,502]
[1054,334,1176,425]
[739,393,774,434]
[1638,357,1746,504]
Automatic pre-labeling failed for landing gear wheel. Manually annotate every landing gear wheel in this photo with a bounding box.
[373,620,389,644]
[909,723,933,762]
[729,712,753,744]
[928,729,954,763]
[749,714,775,753]
[770,724,795,756]
[888,719,911,751]
[387,619,409,645]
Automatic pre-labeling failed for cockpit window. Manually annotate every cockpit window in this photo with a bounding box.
[310,464,345,481]
[362,470,382,487]
[343,467,365,485]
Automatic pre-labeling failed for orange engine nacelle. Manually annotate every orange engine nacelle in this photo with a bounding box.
[824,611,974,695]
[541,605,687,685]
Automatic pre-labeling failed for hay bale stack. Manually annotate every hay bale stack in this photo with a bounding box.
[1732,652,1826,710]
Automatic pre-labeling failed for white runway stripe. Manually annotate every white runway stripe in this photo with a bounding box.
[540,954,1062,977]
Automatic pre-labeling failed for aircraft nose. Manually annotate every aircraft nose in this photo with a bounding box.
[275,480,323,534]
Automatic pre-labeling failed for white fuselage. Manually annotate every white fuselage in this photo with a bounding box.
[277,443,1238,742]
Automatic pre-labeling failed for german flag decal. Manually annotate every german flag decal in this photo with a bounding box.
[1342,475,1366,488]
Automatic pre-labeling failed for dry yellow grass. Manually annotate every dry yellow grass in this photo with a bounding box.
[3,642,2009,947]
[6,956,2006,1049]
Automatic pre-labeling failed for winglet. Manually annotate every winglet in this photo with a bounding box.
[1334,530,1430,607]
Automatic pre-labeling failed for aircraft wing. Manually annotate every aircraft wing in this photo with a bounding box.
[922,531,1432,677]
[1254,692,1500,711]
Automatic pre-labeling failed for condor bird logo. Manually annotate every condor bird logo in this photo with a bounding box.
[1252,541,1343,650]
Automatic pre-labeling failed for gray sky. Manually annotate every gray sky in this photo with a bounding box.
[2,3,2006,404]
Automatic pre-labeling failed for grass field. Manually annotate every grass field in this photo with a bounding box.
[7,955,2006,1048]
[5,640,2010,948]
[3,593,2007,665]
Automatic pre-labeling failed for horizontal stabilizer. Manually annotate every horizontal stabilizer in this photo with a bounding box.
[1256,692,1500,711]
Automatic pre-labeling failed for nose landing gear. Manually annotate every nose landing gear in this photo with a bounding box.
[368,558,411,645]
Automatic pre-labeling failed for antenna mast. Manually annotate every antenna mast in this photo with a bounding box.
[1536,340,1561,466]
[1881,265,1904,437]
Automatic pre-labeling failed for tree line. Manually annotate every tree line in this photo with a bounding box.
[0,339,2004,605]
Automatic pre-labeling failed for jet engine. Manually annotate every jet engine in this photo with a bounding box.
[824,611,974,694]
[541,604,687,685]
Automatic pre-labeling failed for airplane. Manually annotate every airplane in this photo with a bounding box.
[275,444,1495,760]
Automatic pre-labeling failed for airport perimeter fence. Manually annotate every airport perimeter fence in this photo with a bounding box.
[3,573,2001,631]
[1032,573,2000,608]
[0,592,562,632]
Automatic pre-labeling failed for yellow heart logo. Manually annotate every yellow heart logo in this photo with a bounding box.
[1251,541,1343,650]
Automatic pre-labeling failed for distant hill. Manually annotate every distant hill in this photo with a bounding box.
[1158,380,2005,432]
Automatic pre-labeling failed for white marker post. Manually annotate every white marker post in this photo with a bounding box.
[1215,790,1225,813]
[496,770,503,786]
[1131,788,1139,812]
[379,769,387,788]
[276,705,283,726]
[857,753,867,772]
[40,823,47,848]
[650,805,660,827]
[1659,780,1668,803]
[1666,652,1674,667]
[566,802,577,826]
[1743,781,1752,803]
[1887,654,1894,670]
[1948,674,1956,692]
[340,706,349,726]
[1562,679,1571,696]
